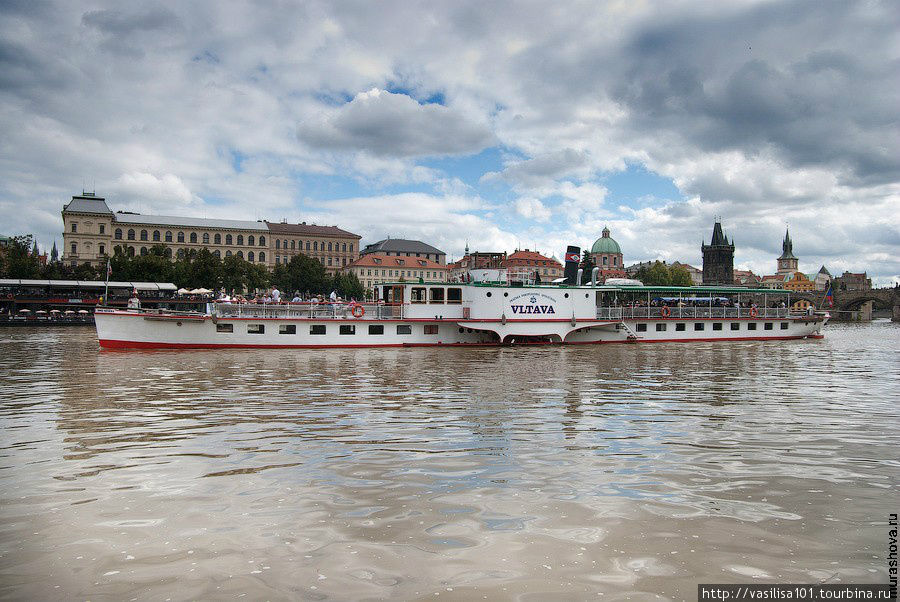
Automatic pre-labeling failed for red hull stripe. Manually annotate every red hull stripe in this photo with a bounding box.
[99,333,821,349]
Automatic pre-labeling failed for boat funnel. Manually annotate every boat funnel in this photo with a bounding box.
[576,268,584,286]
[591,267,600,286]
[563,246,580,284]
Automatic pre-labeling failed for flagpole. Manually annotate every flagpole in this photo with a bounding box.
[104,258,110,306]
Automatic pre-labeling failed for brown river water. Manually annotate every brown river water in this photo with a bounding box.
[0,321,897,601]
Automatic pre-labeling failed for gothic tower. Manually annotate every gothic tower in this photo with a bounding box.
[776,228,798,275]
[701,221,735,285]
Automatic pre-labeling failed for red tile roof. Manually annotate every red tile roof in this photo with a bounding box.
[348,253,448,270]
[503,249,562,267]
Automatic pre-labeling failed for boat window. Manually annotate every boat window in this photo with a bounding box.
[424,324,438,335]
[694,323,704,331]
[340,325,355,335]
[656,323,666,331]
[310,325,326,335]
[216,323,233,333]
[781,322,789,330]
[748,322,757,330]
[447,288,462,304]
[247,324,265,334]
[731,323,740,330]
[368,325,384,335]
[713,323,723,331]
[764,322,774,330]
[636,323,647,332]
[675,323,686,331]
[396,325,412,335]
[429,288,445,303]
[279,324,296,334]
[411,287,426,303]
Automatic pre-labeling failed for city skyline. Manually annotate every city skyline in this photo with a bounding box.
[1,1,897,285]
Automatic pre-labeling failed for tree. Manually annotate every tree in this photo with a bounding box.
[272,254,327,295]
[0,236,42,278]
[579,249,597,280]
[329,271,365,300]
[635,261,672,286]
[669,264,693,287]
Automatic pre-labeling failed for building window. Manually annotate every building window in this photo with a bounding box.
[214,233,221,244]
[115,228,122,240]
[279,324,296,335]
[202,233,209,244]
[259,236,265,246]
[397,325,412,335]
[675,323,686,331]
[140,247,148,256]
[327,242,332,251]
[713,322,723,331]
[99,244,105,255]
[70,242,77,254]
[127,229,135,240]
[781,322,789,330]
[153,230,160,241]
[128,246,136,257]
[177,231,185,243]
[190,232,197,244]
[306,241,311,251]
[313,241,318,251]
[276,239,280,249]
[71,223,77,233]
[140,229,148,241]
[275,256,280,265]
[258,251,265,262]
[247,324,265,334]
[248,251,254,262]
[225,250,232,257]
[165,231,172,242]
[748,322,757,330]
[99,224,105,234]
[764,322,774,330]
[694,323,704,331]
[349,243,353,253]
[656,323,666,331]
[424,325,439,335]
[248,235,254,246]
[216,323,233,333]
[226,234,232,245]
[237,235,243,245]
[165,247,172,258]
[340,324,355,335]
[342,243,347,252]
[213,250,220,258]
[368,324,384,335]
[291,240,295,250]
[636,323,647,332]
[310,325,326,335]
[327,257,332,266]
[731,323,740,330]
[237,250,243,259]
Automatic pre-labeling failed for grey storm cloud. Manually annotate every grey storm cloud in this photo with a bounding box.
[612,0,900,185]
[297,89,496,158]
[81,7,179,35]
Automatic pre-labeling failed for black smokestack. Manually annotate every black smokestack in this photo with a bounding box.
[563,246,580,284]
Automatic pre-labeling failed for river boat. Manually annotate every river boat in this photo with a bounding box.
[94,280,827,349]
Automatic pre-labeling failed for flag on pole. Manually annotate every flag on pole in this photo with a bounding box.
[824,285,833,308]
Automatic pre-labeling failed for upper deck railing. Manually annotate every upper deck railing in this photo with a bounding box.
[596,306,793,320]
[212,302,403,320]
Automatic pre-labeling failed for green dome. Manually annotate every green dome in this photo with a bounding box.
[591,227,621,254]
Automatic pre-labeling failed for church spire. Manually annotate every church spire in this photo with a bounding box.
[779,228,797,260]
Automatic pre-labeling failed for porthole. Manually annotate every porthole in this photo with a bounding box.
[585,294,589,298]
[486,292,492,297]
[503,292,508,297]
[564,293,569,298]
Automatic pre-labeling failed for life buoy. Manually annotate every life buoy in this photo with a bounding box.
[351,304,365,318]
[660,305,671,318]
[749,307,758,318]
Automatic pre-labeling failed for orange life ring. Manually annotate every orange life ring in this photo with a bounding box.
[749,307,758,318]
[351,304,365,318]
[660,305,671,318]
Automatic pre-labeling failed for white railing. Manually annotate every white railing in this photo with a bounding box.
[212,302,404,320]
[596,306,791,320]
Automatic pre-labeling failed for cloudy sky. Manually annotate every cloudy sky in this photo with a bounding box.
[2,0,898,284]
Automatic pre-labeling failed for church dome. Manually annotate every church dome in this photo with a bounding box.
[591,226,621,254]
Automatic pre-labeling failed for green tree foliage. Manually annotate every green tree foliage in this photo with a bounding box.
[0,236,43,278]
[329,271,365,300]
[668,264,693,287]
[221,254,269,293]
[579,249,596,279]
[271,254,326,295]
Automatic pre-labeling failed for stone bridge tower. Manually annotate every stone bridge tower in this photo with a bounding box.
[702,221,735,285]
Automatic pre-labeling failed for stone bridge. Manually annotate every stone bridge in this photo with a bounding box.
[790,287,900,321]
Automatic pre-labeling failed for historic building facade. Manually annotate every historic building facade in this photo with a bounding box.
[776,228,799,276]
[701,221,734,285]
[346,253,449,296]
[61,193,360,272]
[589,227,625,276]
[503,249,563,282]
[360,238,446,265]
